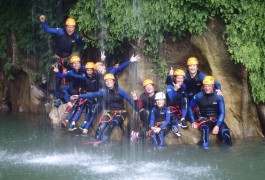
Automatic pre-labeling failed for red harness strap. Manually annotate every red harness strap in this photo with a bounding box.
[168,105,182,119]
[196,116,216,129]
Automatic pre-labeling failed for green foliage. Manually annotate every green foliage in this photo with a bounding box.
[1,0,265,102]
[3,58,15,80]
[0,0,71,79]
[151,57,168,90]
[70,0,209,53]
[71,0,265,103]
[32,72,42,83]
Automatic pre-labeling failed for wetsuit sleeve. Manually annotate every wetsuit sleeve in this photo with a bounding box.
[180,83,188,118]
[79,89,105,99]
[150,108,155,127]
[166,85,175,104]
[216,94,226,127]
[214,81,221,90]
[119,88,136,110]
[110,60,130,75]
[181,97,188,118]
[72,31,83,47]
[160,108,171,129]
[166,75,174,86]
[67,70,86,79]
[41,22,64,35]
[188,93,201,123]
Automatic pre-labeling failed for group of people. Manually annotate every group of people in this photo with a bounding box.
[40,15,232,148]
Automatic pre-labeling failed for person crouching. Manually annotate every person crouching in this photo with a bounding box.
[150,92,170,148]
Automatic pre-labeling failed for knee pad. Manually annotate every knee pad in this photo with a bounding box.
[200,124,210,148]
[221,129,232,146]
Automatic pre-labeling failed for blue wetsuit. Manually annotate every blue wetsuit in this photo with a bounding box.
[41,22,83,58]
[79,87,135,142]
[188,90,232,147]
[41,21,83,99]
[150,106,171,147]
[65,72,100,127]
[166,84,188,128]
[166,71,221,101]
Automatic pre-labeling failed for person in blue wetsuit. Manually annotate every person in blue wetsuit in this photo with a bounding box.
[166,69,188,137]
[150,92,171,148]
[66,62,100,131]
[130,79,158,142]
[39,15,83,106]
[94,53,140,88]
[71,73,135,143]
[188,76,232,148]
[166,57,222,102]
[54,55,86,114]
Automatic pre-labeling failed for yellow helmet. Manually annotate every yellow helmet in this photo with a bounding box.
[85,62,95,69]
[70,56,80,63]
[187,57,198,66]
[143,79,154,87]
[65,18,76,26]
[94,62,104,70]
[203,76,215,85]
[173,69,185,76]
[104,73,115,80]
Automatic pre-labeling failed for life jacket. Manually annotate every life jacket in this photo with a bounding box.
[84,73,100,93]
[102,89,124,110]
[138,91,157,111]
[68,69,86,94]
[54,29,77,58]
[153,106,167,123]
[166,86,185,106]
[184,70,202,99]
[197,92,219,117]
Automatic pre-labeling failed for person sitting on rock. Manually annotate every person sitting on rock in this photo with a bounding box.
[63,62,100,132]
[188,76,232,148]
[149,92,171,148]
[39,15,83,106]
[166,68,188,137]
[130,79,158,142]
[166,57,222,102]
[71,73,135,143]
[54,55,85,111]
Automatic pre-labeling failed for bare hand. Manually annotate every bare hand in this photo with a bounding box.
[131,90,138,100]
[169,67,174,76]
[53,67,59,73]
[173,82,181,91]
[130,55,140,62]
[154,127,161,134]
[70,95,79,100]
[113,63,119,68]
[216,89,223,96]
[39,15,45,22]
[212,125,219,134]
[101,51,106,61]
[192,122,198,129]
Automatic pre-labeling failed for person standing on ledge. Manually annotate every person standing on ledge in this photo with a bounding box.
[39,15,83,106]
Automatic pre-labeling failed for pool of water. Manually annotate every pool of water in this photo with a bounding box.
[0,113,264,180]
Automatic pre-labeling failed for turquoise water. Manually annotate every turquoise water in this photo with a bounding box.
[0,113,265,180]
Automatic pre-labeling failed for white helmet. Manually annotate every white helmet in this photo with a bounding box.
[155,92,166,100]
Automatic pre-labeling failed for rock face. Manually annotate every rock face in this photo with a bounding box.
[0,18,263,145]
[157,18,263,141]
